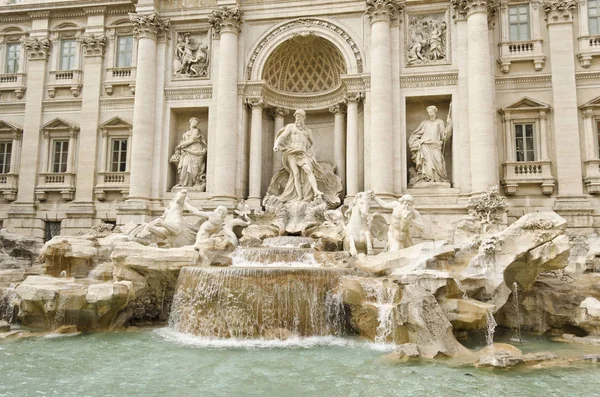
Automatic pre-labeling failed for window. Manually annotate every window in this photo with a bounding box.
[5,43,20,74]
[0,142,11,174]
[44,221,61,242]
[515,123,535,162]
[110,138,128,172]
[116,36,133,68]
[591,0,600,36]
[52,139,69,173]
[59,39,76,70]
[509,5,530,41]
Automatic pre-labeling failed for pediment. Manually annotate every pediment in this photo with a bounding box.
[0,120,22,134]
[40,118,79,132]
[99,116,132,131]
[581,95,600,109]
[501,97,551,112]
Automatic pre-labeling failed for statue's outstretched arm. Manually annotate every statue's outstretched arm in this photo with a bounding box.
[411,209,425,233]
[372,194,397,210]
[273,126,289,151]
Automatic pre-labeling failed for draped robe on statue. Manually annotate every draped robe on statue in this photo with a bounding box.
[408,118,450,183]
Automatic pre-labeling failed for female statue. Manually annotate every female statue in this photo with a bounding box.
[171,117,207,191]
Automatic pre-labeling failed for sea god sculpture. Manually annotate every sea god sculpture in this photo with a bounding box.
[371,192,424,252]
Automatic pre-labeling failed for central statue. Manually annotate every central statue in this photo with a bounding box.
[268,109,342,207]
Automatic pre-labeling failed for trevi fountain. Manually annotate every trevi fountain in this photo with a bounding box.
[1,108,600,396]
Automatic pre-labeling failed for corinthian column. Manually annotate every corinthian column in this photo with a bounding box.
[366,0,402,197]
[329,103,347,190]
[452,0,498,194]
[126,13,169,212]
[345,92,363,198]
[209,7,243,204]
[247,97,264,207]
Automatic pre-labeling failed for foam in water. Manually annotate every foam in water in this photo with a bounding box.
[230,247,319,267]
[359,278,401,343]
[169,267,349,339]
[262,236,314,248]
[0,285,17,323]
[485,310,497,346]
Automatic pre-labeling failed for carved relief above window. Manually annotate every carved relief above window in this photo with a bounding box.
[405,9,451,67]
[0,26,26,100]
[262,35,347,94]
[580,95,600,193]
[498,0,546,73]
[499,97,555,195]
[173,31,210,79]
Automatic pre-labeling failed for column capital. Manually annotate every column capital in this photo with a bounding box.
[210,7,243,38]
[79,33,107,57]
[269,107,290,119]
[451,0,499,19]
[543,0,576,23]
[344,92,365,103]
[365,0,404,24]
[246,97,265,108]
[583,108,595,118]
[129,12,170,40]
[329,103,347,115]
[21,37,50,61]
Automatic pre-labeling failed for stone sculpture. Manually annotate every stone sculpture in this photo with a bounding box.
[371,192,424,252]
[344,191,388,257]
[128,189,205,248]
[408,105,452,186]
[406,13,448,66]
[174,32,209,77]
[170,117,207,191]
[194,206,251,250]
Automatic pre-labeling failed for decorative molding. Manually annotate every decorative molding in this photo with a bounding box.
[164,87,213,101]
[246,97,265,108]
[161,0,218,10]
[79,33,107,57]
[575,71,600,81]
[494,74,552,85]
[269,107,290,119]
[0,102,25,112]
[99,97,135,110]
[209,7,243,38]
[21,37,50,61]
[246,18,365,80]
[129,13,170,40]
[543,0,576,23]
[329,102,347,114]
[405,8,451,67]
[399,72,458,88]
[344,92,365,103]
[451,0,499,21]
[42,99,83,111]
[365,0,405,23]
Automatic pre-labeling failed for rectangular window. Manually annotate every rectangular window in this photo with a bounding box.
[44,221,61,242]
[116,36,133,68]
[110,138,128,172]
[591,0,600,35]
[5,43,20,74]
[59,39,77,70]
[515,123,535,162]
[0,142,11,174]
[52,139,69,173]
[509,5,530,41]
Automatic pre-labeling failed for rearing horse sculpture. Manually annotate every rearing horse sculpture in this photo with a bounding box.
[343,191,388,257]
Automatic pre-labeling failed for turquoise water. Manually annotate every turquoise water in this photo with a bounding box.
[1,329,600,397]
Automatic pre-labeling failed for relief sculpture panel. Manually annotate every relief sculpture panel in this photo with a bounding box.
[173,31,211,79]
[405,10,450,67]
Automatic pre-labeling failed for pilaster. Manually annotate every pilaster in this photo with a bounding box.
[330,102,347,191]
[345,92,363,199]
[247,97,265,207]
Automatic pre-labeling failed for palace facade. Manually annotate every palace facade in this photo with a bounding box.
[0,0,599,241]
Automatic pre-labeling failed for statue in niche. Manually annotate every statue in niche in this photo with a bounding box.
[269,109,342,206]
[174,33,209,77]
[408,105,452,186]
[406,13,447,66]
[171,117,207,191]
[371,192,424,252]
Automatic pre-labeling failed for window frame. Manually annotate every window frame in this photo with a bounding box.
[115,35,133,68]
[109,137,128,173]
[508,4,531,41]
[0,141,12,174]
[4,42,20,74]
[59,39,77,71]
[513,121,537,162]
[590,0,600,36]
[50,138,69,173]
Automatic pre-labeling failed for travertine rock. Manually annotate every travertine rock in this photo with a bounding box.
[0,230,44,271]
[576,297,600,336]
[0,320,9,332]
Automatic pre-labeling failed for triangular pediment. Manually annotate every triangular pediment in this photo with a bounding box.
[99,116,132,131]
[581,95,600,109]
[501,97,551,112]
[40,118,79,132]
[0,120,22,134]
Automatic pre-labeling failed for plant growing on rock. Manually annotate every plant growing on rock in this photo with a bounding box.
[467,186,508,234]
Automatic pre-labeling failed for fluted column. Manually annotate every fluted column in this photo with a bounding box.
[366,0,401,197]
[544,0,584,196]
[126,13,169,205]
[345,93,363,198]
[455,10,471,194]
[210,7,243,204]
[247,97,264,206]
[271,107,289,176]
[452,0,498,193]
[330,102,347,190]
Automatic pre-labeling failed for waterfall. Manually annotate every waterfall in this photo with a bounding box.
[263,237,314,248]
[510,281,524,343]
[230,247,318,267]
[485,310,497,346]
[169,267,349,339]
[0,285,17,323]
[360,279,400,343]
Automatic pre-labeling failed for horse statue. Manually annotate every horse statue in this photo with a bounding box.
[343,191,388,257]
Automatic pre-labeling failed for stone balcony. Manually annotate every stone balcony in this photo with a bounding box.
[0,73,25,99]
[498,40,545,73]
[47,70,82,98]
[578,35,600,68]
[104,67,136,95]
[584,159,600,194]
[35,172,75,201]
[0,173,18,201]
[94,171,129,201]
[502,160,555,195]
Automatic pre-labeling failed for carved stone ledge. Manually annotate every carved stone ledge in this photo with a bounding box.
[129,13,170,40]
[543,0,576,23]
[79,33,107,57]
[21,37,50,61]
[365,0,404,23]
[209,7,243,38]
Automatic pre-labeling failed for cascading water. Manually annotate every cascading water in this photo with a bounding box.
[263,237,314,248]
[0,285,17,323]
[359,279,401,343]
[230,247,319,267]
[169,267,349,339]
[510,281,524,343]
[485,310,497,346]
